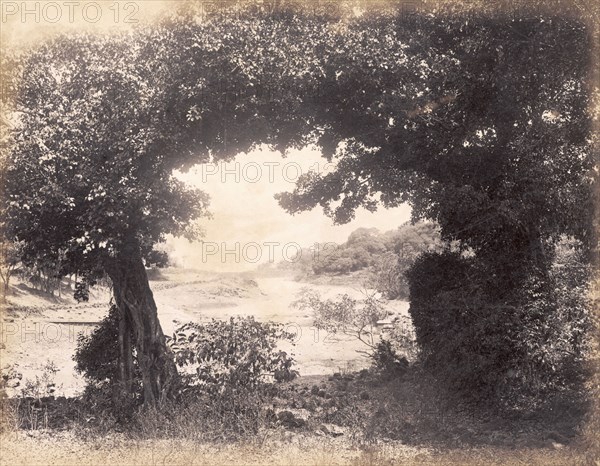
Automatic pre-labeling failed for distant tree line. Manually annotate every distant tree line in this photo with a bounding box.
[276,222,441,299]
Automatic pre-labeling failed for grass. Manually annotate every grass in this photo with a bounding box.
[1,364,598,465]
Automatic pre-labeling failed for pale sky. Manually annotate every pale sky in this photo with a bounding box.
[171,146,411,270]
[0,1,167,46]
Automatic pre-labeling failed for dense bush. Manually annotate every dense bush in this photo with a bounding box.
[371,340,409,379]
[75,313,297,427]
[74,305,132,385]
[407,245,591,410]
[143,316,299,439]
[167,316,298,394]
[73,305,142,418]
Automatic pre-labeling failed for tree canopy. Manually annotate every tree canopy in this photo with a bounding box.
[2,4,596,404]
[275,14,595,266]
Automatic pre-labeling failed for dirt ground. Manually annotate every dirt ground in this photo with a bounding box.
[0,426,591,465]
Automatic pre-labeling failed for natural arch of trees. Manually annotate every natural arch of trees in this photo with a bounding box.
[2,2,597,405]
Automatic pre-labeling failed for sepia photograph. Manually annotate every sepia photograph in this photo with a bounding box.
[0,0,598,464]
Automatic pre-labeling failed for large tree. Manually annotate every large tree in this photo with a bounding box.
[2,10,330,403]
[274,10,596,401]
[4,31,209,403]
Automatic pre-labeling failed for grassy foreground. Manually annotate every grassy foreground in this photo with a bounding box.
[0,431,594,466]
[1,367,597,465]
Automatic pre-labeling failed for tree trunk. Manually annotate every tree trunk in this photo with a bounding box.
[117,305,134,396]
[105,237,178,405]
[1,269,10,301]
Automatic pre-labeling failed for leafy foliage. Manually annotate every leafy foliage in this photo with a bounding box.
[372,222,442,299]
[167,317,298,394]
[265,10,595,407]
[407,243,591,409]
[74,305,140,392]
[371,340,409,379]
[0,365,23,399]
[381,315,420,363]
[0,240,21,299]
[4,6,594,407]
[295,287,419,379]
[291,223,440,292]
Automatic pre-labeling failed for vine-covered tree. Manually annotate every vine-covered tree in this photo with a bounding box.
[274,11,596,402]
[3,9,330,404]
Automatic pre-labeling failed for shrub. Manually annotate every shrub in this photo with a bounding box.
[372,252,407,300]
[382,315,420,363]
[294,289,387,350]
[407,247,591,410]
[73,305,142,419]
[295,288,419,377]
[0,364,22,399]
[371,340,409,378]
[20,360,60,399]
[74,305,139,386]
[167,316,298,394]
[74,306,120,384]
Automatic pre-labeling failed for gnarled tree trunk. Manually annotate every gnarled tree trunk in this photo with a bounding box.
[105,237,178,405]
[117,305,134,397]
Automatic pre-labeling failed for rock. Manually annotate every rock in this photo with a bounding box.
[319,423,345,437]
[359,369,369,378]
[302,399,318,412]
[277,410,307,429]
[546,430,571,445]
[310,385,320,395]
[323,399,337,409]
[265,408,277,423]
